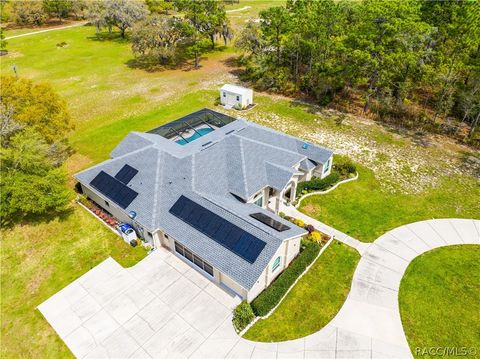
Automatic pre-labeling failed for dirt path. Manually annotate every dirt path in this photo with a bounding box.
[226,5,252,13]
[5,21,87,40]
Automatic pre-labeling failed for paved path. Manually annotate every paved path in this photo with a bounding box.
[5,22,87,40]
[280,204,370,255]
[39,219,479,358]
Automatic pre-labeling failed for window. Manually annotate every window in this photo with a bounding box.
[204,263,214,276]
[254,196,263,207]
[323,159,331,173]
[272,256,281,272]
[223,92,226,98]
[175,242,184,255]
[236,95,240,101]
[174,241,213,277]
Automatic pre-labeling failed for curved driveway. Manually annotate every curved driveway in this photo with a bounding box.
[39,219,479,358]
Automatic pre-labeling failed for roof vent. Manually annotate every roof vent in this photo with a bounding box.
[302,143,309,149]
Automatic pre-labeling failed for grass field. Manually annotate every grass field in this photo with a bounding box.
[0,206,147,358]
[299,164,480,242]
[244,241,360,342]
[399,245,480,358]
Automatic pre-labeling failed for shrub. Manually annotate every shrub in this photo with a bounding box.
[232,300,255,332]
[293,219,305,228]
[334,160,356,177]
[305,224,315,233]
[250,241,320,316]
[279,212,286,218]
[296,172,340,195]
[309,231,322,242]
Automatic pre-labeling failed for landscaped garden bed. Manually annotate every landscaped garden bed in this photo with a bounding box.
[295,158,357,201]
[243,241,360,342]
[77,195,119,230]
[232,221,332,333]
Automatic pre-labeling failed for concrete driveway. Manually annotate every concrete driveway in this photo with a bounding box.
[39,218,479,358]
[38,248,241,358]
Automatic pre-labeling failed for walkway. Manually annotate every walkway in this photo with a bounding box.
[5,21,87,40]
[280,203,370,255]
[38,219,479,358]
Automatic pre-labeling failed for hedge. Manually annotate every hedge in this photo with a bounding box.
[250,241,321,316]
[232,300,255,332]
[296,171,340,195]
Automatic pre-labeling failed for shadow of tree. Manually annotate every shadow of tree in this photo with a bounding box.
[1,206,76,229]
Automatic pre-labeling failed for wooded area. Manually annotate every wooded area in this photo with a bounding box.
[236,0,480,145]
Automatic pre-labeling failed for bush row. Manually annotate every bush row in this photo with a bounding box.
[250,241,321,316]
[232,300,255,332]
[296,171,340,195]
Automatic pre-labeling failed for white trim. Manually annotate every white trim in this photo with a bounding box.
[295,172,359,208]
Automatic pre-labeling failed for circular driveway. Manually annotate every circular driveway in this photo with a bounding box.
[39,219,479,358]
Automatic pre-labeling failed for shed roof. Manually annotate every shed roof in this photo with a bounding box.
[221,84,253,96]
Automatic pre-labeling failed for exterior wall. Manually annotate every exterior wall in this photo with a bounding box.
[81,183,153,244]
[314,156,333,179]
[220,90,253,109]
[219,272,248,299]
[246,235,302,302]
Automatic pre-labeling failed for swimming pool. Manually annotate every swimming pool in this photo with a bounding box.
[175,127,214,145]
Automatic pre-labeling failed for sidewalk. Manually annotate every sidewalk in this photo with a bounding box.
[280,203,371,255]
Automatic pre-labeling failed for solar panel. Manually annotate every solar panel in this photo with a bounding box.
[249,212,291,232]
[169,196,266,263]
[90,171,138,209]
[114,164,138,184]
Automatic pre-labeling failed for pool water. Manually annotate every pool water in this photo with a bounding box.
[175,127,214,145]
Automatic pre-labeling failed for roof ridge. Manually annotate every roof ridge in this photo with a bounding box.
[238,136,249,199]
[150,148,163,229]
[233,133,307,162]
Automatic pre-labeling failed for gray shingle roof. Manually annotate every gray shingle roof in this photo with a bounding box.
[75,114,333,290]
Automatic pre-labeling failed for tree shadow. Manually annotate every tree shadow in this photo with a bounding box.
[86,32,130,44]
[1,206,76,230]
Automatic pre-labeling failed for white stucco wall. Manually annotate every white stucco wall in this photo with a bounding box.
[246,235,301,302]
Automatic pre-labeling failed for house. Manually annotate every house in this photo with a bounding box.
[220,84,253,109]
[75,108,333,301]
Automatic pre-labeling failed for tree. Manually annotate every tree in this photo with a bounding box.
[1,76,73,143]
[346,0,431,112]
[11,0,47,26]
[260,6,290,66]
[105,0,149,38]
[0,129,71,226]
[42,0,72,22]
[235,20,263,55]
[146,0,174,15]
[175,0,230,68]
[0,27,7,50]
[131,14,190,65]
[86,0,108,33]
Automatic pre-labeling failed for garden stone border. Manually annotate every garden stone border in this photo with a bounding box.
[295,172,359,208]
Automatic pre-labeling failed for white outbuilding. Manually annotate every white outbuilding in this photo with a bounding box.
[220,84,253,109]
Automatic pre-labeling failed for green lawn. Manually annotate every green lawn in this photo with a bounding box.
[299,164,480,243]
[399,245,480,358]
[0,206,147,358]
[244,241,360,342]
